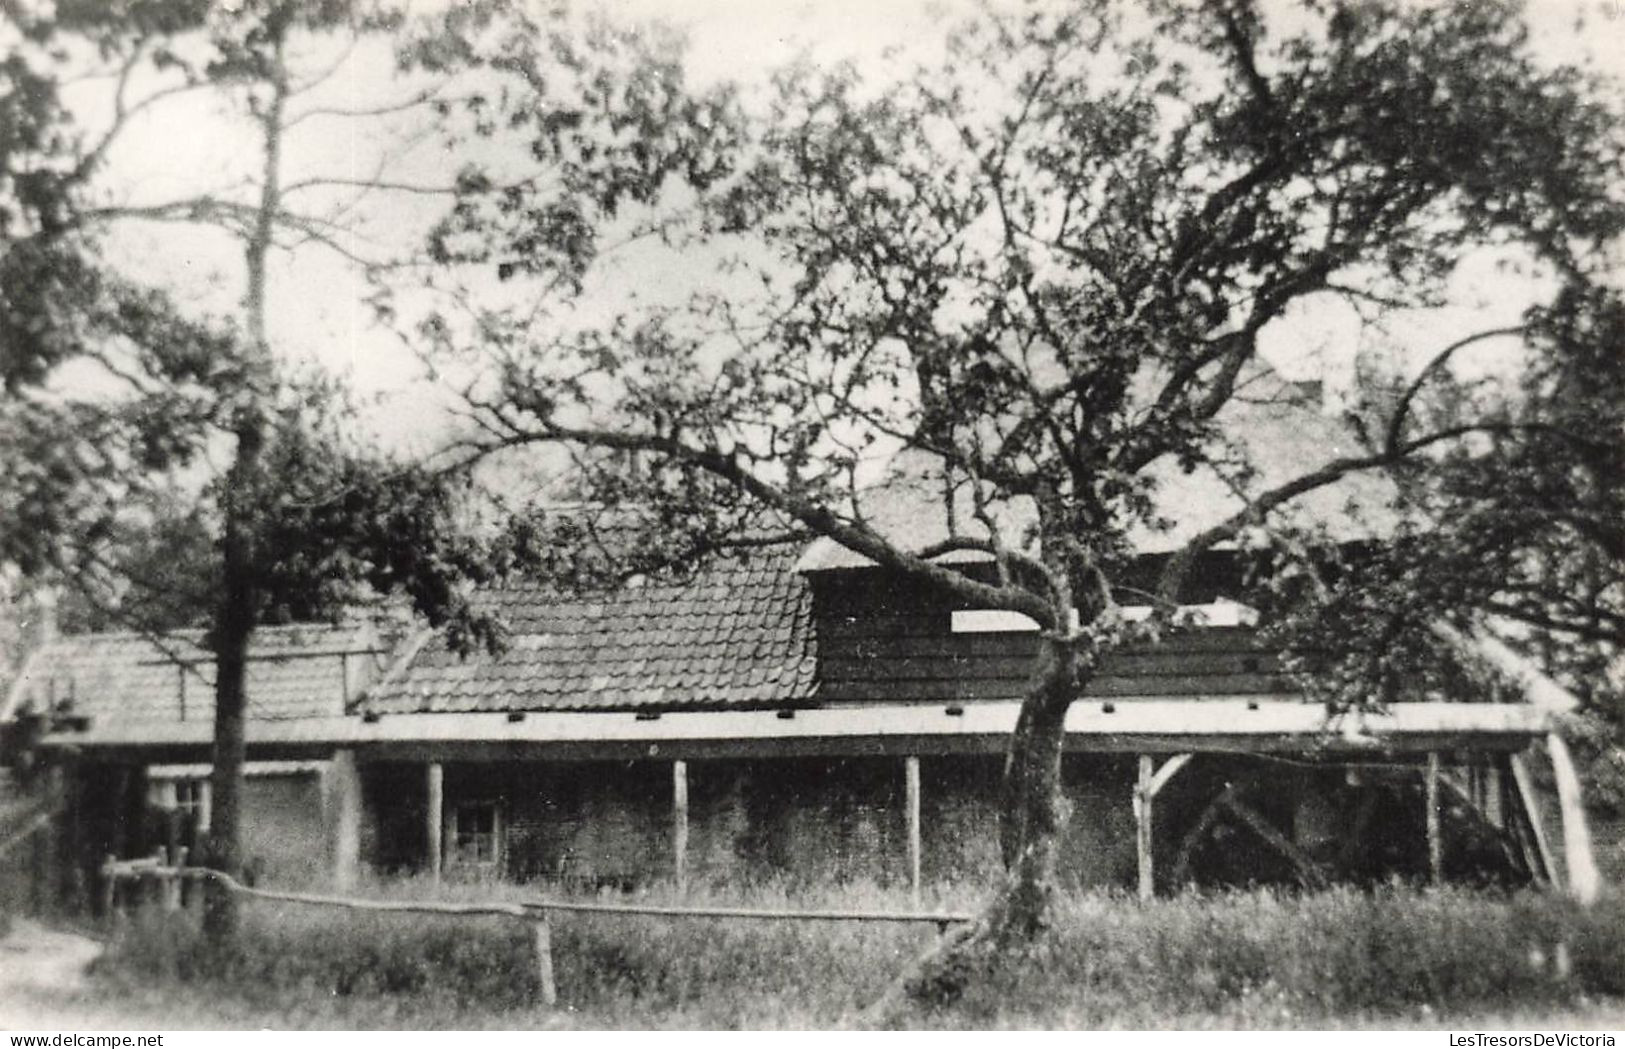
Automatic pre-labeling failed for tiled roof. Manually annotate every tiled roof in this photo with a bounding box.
[364,548,818,714]
[2,624,381,725]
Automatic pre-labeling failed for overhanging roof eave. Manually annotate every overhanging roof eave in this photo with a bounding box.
[38,700,1550,761]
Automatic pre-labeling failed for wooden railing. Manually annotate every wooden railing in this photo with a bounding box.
[100,860,974,1006]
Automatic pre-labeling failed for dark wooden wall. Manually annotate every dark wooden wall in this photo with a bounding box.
[812,567,1295,704]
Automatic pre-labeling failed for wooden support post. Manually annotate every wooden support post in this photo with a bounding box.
[426,762,444,884]
[672,760,689,895]
[1484,762,1504,830]
[532,912,557,1006]
[1547,732,1602,906]
[1509,753,1557,883]
[904,755,922,907]
[1425,752,1443,885]
[197,778,213,836]
[1136,755,1154,901]
[1133,753,1191,901]
[327,749,362,890]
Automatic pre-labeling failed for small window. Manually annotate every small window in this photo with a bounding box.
[148,776,211,832]
[174,779,211,832]
[950,608,1080,633]
[951,609,1040,633]
[451,800,502,867]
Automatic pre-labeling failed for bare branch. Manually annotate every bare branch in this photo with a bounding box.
[1154,421,1553,604]
[283,85,452,127]
[1382,325,1527,457]
[480,421,1059,628]
[280,176,462,197]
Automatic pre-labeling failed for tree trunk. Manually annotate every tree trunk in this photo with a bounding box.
[202,451,259,941]
[992,635,1080,941]
[855,634,1085,1020]
[203,35,286,944]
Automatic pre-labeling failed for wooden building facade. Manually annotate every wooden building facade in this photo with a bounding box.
[3,547,1597,903]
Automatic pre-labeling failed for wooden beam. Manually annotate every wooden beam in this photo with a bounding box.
[904,755,922,907]
[426,762,443,883]
[1484,762,1504,829]
[1217,792,1328,890]
[1509,753,1556,883]
[1431,621,1579,714]
[327,749,361,890]
[1546,732,1601,906]
[1426,752,1443,885]
[1135,755,1154,901]
[1171,784,1233,887]
[1148,753,1193,799]
[41,699,1551,764]
[672,760,689,895]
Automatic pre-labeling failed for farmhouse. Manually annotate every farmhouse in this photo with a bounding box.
[1,542,1586,903]
[0,378,1601,902]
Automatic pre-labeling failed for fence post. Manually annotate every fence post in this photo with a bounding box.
[532,911,557,1007]
[174,846,190,910]
[149,847,166,910]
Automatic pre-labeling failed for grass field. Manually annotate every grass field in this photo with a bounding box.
[5,879,1618,1030]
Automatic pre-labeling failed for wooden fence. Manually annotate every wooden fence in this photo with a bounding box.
[101,858,974,1006]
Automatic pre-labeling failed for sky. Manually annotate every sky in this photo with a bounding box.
[65,0,1625,463]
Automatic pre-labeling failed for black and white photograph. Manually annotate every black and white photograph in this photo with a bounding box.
[1,0,1623,1032]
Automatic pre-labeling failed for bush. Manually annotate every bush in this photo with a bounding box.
[91,881,1625,1028]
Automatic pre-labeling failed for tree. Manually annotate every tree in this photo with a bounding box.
[0,0,514,941]
[3,0,750,941]
[429,0,1625,980]
[1279,280,1625,812]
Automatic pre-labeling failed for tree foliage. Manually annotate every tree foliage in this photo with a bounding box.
[427,0,1625,948]
[0,0,526,643]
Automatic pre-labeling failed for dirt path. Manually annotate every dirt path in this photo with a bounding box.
[0,919,108,1028]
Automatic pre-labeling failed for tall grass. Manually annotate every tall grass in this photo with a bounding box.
[93,880,1625,1029]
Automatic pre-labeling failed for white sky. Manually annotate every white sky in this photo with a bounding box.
[72,0,1625,457]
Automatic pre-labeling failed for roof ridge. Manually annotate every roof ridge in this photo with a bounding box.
[30,621,368,646]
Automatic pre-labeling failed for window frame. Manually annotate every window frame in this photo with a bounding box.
[447,798,504,871]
